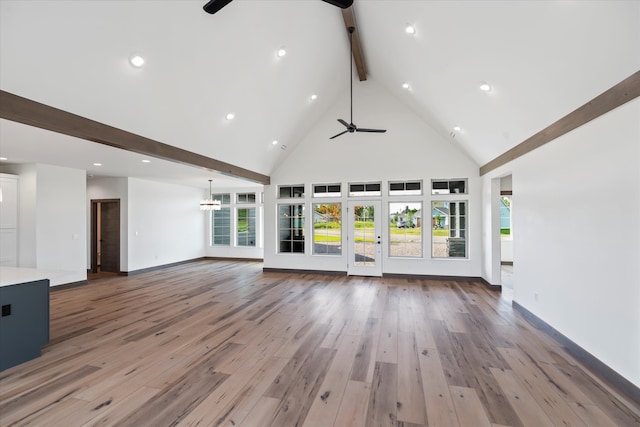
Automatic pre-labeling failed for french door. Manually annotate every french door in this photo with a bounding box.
[347,201,382,276]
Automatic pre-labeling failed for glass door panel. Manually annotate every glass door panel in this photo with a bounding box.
[348,201,382,276]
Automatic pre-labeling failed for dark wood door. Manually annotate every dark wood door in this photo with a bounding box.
[100,201,120,273]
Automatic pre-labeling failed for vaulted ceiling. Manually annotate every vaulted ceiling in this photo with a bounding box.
[1,1,638,188]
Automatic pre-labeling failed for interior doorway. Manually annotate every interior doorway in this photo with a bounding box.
[500,175,513,289]
[90,199,120,275]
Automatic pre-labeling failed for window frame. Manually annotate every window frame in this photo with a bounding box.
[210,193,231,246]
[431,179,467,195]
[388,201,423,258]
[312,202,342,256]
[348,182,382,197]
[313,183,342,198]
[236,206,257,247]
[278,185,305,199]
[389,180,423,196]
[278,203,305,254]
[431,200,468,259]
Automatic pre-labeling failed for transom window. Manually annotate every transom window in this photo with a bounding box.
[431,179,467,195]
[313,183,341,198]
[389,180,422,196]
[212,193,231,204]
[349,182,382,197]
[237,192,256,204]
[278,185,305,199]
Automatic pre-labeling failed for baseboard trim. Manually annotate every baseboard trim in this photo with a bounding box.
[205,257,264,262]
[261,269,500,291]
[263,267,347,276]
[123,257,210,276]
[513,300,640,405]
[479,277,502,291]
[50,280,88,292]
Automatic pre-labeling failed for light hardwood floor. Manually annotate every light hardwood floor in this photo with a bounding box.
[0,260,638,426]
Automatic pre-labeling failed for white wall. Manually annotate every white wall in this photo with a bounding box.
[482,98,640,387]
[127,178,205,271]
[1,163,87,285]
[266,79,481,276]
[35,164,87,285]
[86,177,129,271]
[204,185,265,259]
[1,164,37,268]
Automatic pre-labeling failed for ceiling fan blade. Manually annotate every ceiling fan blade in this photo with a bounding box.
[337,119,350,128]
[203,0,233,14]
[356,128,387,133]
[321,0,354,8]
[330,130,349,140]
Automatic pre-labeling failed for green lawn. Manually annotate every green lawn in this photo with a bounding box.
[313,234,342,243]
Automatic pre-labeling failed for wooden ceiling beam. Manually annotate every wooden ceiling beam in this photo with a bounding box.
[341,6,367,81]
[0,90,270,185]
[479,70,640,176]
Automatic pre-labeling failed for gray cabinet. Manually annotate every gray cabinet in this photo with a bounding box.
[0,279,50,371]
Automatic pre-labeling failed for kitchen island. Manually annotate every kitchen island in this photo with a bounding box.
[0,267,51,371]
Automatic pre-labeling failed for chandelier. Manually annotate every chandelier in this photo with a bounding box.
[200,179,221,211]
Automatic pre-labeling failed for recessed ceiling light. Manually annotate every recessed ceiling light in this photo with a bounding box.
[142,159,151,163]
[272,140,278,145]
[277,48,287,58]
[453,125,462,132]
[405,25,416,35]
[479,82,492,92]
[402,82,410,90]
[225,112,235,120]
[310,94,317,101]
[129,54,145,68]
[93,163,102,166]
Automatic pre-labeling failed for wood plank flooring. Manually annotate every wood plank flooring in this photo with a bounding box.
[1,260,638,426]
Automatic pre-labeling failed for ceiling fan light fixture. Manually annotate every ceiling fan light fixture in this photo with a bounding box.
[329,26,387,139]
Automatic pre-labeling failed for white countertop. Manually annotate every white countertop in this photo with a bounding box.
[0,267,60,287]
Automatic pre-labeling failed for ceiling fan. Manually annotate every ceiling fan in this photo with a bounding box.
[203,0,353,15]
[330,27,386,140]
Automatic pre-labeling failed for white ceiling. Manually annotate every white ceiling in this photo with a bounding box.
[1,0,638,189]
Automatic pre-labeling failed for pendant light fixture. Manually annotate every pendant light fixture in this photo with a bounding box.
[200,179,221,211]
